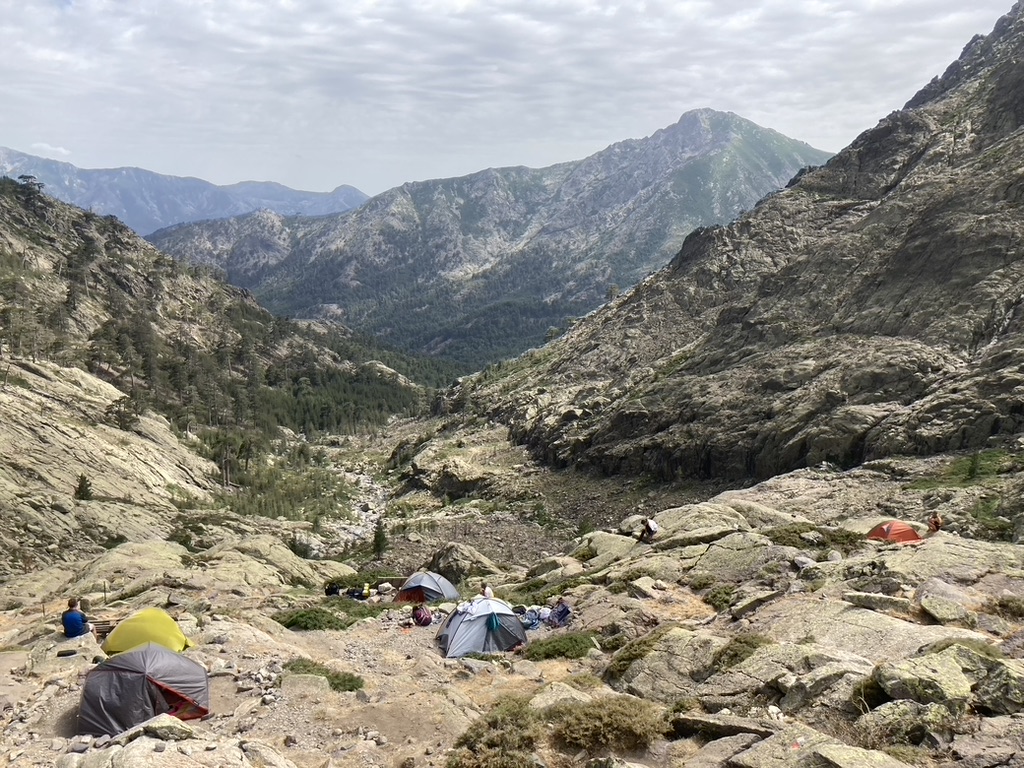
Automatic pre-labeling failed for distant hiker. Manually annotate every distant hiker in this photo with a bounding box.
[928,511,944,533]
[639,517,659,543]
[480,583,494,599]
[61,598,95,639]
[412,604,433,627]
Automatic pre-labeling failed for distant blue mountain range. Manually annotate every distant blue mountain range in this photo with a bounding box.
[0,147,368,235]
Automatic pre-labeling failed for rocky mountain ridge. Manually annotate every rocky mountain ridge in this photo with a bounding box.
[443,2,1024,486]
[149,109,830,370]
[0,147,368,235]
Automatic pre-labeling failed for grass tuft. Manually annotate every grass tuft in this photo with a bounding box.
[282,658,363,691]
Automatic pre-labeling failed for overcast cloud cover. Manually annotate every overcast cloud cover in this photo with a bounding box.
[0,1,1014,195]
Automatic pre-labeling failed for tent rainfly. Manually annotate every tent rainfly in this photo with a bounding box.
[866,520,923,544]
[395,571,461,603]
[101,607,194,655]
[435,597,527,658]
[77,642,210,736]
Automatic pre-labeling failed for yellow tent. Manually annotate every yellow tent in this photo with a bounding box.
[101,608,195,655]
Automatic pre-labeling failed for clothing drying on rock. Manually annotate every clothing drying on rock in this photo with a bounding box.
[519,608,542,630]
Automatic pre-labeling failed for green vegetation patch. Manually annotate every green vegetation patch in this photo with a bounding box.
[546,696,667,752]
[506,574,592,607]
[968,497,1014,542]
[273,607,349,631]
[523,632,597,661]
[282,658,363,691]
[447,696,543,768]
[763,523,865,556]
[604,624,675,682]
[909,449,1023,490]
[702,585,736,612]
[710,633,774,673]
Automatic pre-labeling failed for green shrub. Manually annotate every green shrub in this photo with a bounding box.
[463,652,505,662]
[764,523,865,556]
[604,625,673,681]
[447,696,542,768]
[372,517,388,558]
[566,673,603,690]
[688,573,715,590]
[546,696,666,752]
[598,632,630,653]
[273,607,349,631]
[702,585,736,612]
[282,658,363,691]
[331,599,390,621]
[710,634,773,672]
[524,632,597,661]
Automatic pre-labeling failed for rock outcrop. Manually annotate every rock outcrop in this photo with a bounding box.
[447,2,1024,501]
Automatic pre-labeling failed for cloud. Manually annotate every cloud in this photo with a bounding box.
[30,142,71,158]
[0,0,1014,194]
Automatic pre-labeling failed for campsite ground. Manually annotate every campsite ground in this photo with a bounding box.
[1,604,607,768]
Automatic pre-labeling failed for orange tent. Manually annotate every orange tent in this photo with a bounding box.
[866,520,922,544]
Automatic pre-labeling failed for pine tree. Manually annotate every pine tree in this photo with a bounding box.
[372,517,388,560]
[74,473,93,501]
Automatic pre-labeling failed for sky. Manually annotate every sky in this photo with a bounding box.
[0,1,1015,197]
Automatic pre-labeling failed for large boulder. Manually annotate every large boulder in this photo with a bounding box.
[606,626,729,704]
[686,532,780,584]
[423,542,502,584]
[871,535,1024,586]
[875,642,1024,715]
[572,531,643,571]
[700,642,874,715]
[602,547,709,584]
[749,596,991,663]
[652,502,751,547]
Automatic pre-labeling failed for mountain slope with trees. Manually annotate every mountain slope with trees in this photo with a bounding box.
[0,176,457,446]
[150,109,830,370]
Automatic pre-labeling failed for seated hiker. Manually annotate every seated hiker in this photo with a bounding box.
[639,517,659,543]
[545,596,572,628]
[324,581,341,597]
[479,583,494,599]
[928,511,944,533]
[61,597,95,639]
[412,603,433,627]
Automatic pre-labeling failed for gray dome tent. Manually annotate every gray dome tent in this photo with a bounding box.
[435,598,528,658]
[78,642,210,736]
[395,570,460,603]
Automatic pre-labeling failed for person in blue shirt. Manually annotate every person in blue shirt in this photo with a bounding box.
[61,598,94,639]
